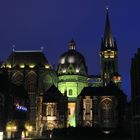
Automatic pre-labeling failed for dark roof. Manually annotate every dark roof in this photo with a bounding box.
[79,82,124,97]
[57,39,87,76]
[3,50,49,66]
[57,50,87,76]
[60,49,86,65]
[43,85,66,102]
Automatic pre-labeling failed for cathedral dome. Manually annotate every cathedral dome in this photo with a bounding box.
[57,40,87,76]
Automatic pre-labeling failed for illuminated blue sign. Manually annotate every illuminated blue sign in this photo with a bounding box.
[16,104,27,111]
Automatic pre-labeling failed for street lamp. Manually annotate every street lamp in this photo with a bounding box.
[6,121,17,139]
[24,121,33,138]
[25,125,33,132]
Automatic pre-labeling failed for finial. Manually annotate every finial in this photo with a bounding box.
[106,5,109,11]
[12,44,15,52]
[40,46,44,52]
[68,39,76,50]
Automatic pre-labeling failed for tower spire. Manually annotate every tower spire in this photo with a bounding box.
[100,9,120,87]
[104,8,114,47]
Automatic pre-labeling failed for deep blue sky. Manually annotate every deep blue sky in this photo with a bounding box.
[0,0,139,101]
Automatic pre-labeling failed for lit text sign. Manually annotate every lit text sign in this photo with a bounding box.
[16,104,27,111]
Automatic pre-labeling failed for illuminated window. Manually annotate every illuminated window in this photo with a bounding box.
[47,105,51,116]
[53,104,56,116]
[76,68,80,73]
[100,98,114,125]
[69,89,73,96]
[68,56,74,63]
[85,100,90,114]
[25,71,37,92]
[104,73,107,79]
[62,69,66,73]
[61,58,65,64]
[46,103,56,116]
[104,55,109,58]
[110,55,114,58]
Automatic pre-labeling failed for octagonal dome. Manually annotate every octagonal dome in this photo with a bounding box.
[57,39,87,76]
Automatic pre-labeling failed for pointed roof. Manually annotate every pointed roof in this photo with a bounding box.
[79,82,125,97]
[43,85,66,102]
[103,9,114,47]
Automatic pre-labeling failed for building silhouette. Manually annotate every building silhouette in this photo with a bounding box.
[131,48,140,140]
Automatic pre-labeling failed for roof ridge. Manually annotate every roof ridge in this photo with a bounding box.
[14,50,43,53]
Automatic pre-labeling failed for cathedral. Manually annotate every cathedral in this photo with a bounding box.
[1,10,126,135]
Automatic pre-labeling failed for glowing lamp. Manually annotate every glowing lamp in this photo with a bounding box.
[45,65,50,69]
[62,69,66,73]
[76,68,80,73]
[7,64,11,68]
[20,64,25,68]
[29,65,35,68]
[6,121,17,132]
[113,76,121,82]
[25,122,33,133]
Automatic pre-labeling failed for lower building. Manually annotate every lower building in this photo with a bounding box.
[76,82,127,133]
[36,85,67,135]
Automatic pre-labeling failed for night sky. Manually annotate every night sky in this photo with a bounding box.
[0,0,139,101]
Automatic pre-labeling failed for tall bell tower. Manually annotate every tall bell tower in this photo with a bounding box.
[100,9,121,86]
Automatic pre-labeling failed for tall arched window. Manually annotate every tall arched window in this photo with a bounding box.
[25,71,37,92]
[100,98,114,127]
[47,104,52,116]
[46,103,56,116]
[12,71,24,85]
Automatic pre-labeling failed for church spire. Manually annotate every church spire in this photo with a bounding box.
[100,8,120,87]
[103,8,114,48]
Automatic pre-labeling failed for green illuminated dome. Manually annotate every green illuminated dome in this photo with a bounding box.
[57,39,87,76]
